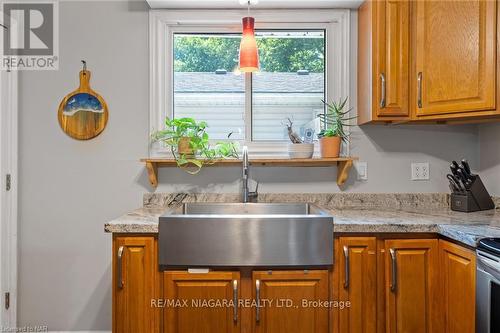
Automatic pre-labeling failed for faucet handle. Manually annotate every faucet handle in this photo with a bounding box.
[249,181,259,199]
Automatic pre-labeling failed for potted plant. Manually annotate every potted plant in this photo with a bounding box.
[284,118,314,159]
[317,97,355,158]
[151,117,239,174]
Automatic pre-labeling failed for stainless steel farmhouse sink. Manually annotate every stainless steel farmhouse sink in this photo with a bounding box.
[159,203,334,267]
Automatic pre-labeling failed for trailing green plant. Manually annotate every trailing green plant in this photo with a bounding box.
[317,97,356,143]
[151,117,239,174]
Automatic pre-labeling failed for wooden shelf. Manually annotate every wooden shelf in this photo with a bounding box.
[141,157,358,188]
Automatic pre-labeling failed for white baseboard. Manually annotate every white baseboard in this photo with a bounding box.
[49,331,111,333]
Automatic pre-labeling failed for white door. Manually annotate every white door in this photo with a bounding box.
[0,58,18,329]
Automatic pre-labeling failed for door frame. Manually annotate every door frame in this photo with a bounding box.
[0,59,18,327]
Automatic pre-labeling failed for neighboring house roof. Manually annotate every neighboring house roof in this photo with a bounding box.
[174,72,324,93]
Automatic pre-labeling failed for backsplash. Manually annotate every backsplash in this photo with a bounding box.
[143,192,451,210]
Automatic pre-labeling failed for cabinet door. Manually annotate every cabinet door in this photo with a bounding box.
[439,240,476,333]
[252,270,329,333]
[163,271,240,333]
[376,0,410,117]
[414,0,496,117]
[384,239,440,333]
[113,236,159,333]
[336,237,377,333]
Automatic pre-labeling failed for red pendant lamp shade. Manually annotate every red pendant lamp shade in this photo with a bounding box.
[239,17,259,72]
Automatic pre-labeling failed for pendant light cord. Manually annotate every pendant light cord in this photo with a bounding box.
[247,0,250,16]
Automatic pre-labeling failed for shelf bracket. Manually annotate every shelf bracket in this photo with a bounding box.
[337,160,353,185]
[145,161,158,188]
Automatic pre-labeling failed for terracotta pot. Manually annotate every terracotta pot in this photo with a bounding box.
[319,136,341,158]
[178,137,194,156]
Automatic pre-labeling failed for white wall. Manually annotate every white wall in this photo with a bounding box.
[17,1,480,330]
[18,1,149,330]
[479,123,500,196]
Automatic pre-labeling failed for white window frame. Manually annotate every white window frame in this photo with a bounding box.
[149,9,350,157]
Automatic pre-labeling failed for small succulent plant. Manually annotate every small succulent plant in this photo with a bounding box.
[317,97,356,143]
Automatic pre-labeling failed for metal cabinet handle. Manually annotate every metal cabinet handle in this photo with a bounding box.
[255,279,261,323]
[233,280,238,323]
[389,248,397,292]
[380,73,386,108]
[343,245,350,289]
[117,246,124,289]
[417,72,423,108]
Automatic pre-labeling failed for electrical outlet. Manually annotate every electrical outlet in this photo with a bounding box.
[411,162,430,181]
[355,161,368,180]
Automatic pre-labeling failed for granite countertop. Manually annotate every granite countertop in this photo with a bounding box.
[104,193,500,248]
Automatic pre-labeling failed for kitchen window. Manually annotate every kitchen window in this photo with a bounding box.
[150,10,350,157]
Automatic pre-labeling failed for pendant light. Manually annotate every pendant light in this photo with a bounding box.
[239,0,259,72]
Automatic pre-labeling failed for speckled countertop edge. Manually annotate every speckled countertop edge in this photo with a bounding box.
[105,193,500,248]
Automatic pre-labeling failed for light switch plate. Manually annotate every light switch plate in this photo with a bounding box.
[411,162,430,180]
[355,161,368,180]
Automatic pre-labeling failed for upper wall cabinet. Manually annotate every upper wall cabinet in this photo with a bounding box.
[358,0,411,124]
[413,0,497,120]
[358,0,500,124]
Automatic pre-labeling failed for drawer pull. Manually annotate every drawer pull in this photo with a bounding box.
[117,246,124,289]
[343,245,350,289]
[390,248,397,292]
[255,279,261,323]
[380,73,386,108]
[417,72,423,108]
[233,280,238,323]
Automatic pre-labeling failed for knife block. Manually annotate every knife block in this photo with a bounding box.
[450,175,495,212]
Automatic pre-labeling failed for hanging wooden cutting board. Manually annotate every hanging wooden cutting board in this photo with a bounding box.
[58,64,108,140]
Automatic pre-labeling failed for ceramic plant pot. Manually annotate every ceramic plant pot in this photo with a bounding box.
[178,137,194,156]
[319,136,341,158]
[288,143,314,159]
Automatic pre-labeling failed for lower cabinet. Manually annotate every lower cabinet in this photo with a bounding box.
[163,271,241,333]
[112,236,476,333]
[384,239,440,333]
[161,270,328,333]
[113,236,160,333]
[334,237,476,333]
[335,237,377,333]
[439,239,476,333]
[252,270,329,333]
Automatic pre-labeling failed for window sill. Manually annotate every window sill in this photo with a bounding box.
[141,156,358,188]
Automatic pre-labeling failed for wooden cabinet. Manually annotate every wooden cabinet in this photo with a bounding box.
[359,0,500,124]
[358,0,411,124]
[113,236,160,333]
[162,271,240,333]
[252,270,329,333]
[439,240,476,333]
[384,239,441,333]
[335,237,377,333]
[111,235,476,333]
[413,0,497,119]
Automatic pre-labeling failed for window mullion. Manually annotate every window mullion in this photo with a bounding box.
[244,72,253,142]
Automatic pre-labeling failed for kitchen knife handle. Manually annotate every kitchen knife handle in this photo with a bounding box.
[457,169,468,187]
[390,248,397,292]
[380,73,386,108]
[450,163,458,175]
[461,159,472,175]
[343,245,350,289]
[417,72,423,108]
[117,246,124,289]
[255,279,260,323]
[233,280,238,323]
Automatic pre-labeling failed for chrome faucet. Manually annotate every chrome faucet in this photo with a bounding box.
[242,146,258,203]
